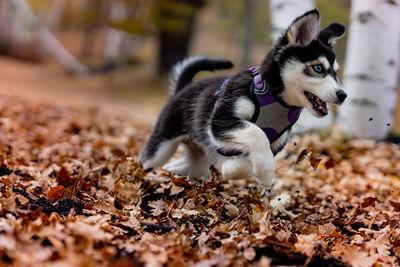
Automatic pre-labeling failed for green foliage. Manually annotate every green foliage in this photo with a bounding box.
[27,0,50,11]
[317,0,350,28]
[110,18,153,35]
[208,0,244,40]
[110,0,200,34]
[151,0,198,33]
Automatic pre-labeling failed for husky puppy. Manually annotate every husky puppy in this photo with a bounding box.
[139,10,346,194]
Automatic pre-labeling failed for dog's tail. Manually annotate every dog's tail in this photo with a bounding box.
[169,56,234,95]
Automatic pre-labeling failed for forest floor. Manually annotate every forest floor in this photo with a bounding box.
[0,93,400,267]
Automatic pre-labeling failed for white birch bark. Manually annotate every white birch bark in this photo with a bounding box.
[7,0,89,75]
[0,1,31,51]
[270,0,333,134]
[337,0,400,139]
[270,0,316,41]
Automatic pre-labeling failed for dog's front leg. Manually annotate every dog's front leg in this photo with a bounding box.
[240,123,275,191]
[210,121,275,193]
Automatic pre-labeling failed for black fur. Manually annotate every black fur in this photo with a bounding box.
[173,57,234,94]
[318,23,346,46]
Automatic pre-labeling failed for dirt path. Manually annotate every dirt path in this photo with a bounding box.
[0,56,166,125]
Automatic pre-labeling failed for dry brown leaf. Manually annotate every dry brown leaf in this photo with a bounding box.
[361,196,377,208]
[224,202,239,217]
[1,96,399,266]
[148,200,167,216]
[169,184,185,196]
[309,156,322,170]
[323,158,335,169]
[388,200,400,211]
[295,149,310,165]
[56,167,75,187]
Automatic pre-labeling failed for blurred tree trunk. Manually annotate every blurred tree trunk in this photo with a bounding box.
[80,0,105,59]
[6,0,89,74]
[0,1,40,60]
[241,0,254,68]
[270,0,333,134]
[337,0,400,139]
[103,1,128,69]
[269,0,315,41]
[156,0,205,75]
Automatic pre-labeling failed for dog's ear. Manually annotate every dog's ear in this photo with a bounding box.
[318,23,345,46]
[286,9,320,46]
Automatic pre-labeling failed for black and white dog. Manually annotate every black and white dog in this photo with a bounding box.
[139,10,346,194]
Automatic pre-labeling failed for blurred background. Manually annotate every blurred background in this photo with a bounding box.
[0,0,399,139]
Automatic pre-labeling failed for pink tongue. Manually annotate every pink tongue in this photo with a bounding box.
[321,102,328,112]
[316,96,328,112]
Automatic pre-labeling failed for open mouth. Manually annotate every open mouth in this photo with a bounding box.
[304,91,328,116]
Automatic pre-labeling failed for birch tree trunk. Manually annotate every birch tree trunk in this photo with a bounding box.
[7,0,89,75]
[337,0,400,139]
[0,1,40,60]
[270,0,333,134]
[270,0,316,41]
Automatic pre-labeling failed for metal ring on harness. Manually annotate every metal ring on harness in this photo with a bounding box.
[253,79,268,95]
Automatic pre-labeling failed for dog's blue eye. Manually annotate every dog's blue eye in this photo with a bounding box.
[312,64,325,74]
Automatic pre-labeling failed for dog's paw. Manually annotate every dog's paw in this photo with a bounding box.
[256,171,275,189]
[261,188,272,204]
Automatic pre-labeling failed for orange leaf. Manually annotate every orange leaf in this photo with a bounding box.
[172,177,190,187]
[323,230,345,239]
[1,178,12,187]
[205,200,222,209]
[47,185,65,201]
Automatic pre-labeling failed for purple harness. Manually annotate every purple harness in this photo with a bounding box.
[214,66,303,157]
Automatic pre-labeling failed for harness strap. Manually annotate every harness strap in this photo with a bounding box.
[213,67,302,157]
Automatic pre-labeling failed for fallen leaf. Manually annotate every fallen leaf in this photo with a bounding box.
[47,186,65,201]
[295,149,310,165]
[389,200,400,211]
[148,200,167,216]
[56,167,75,187]
[170,184,185,196]
[224,202,239,217]
[361,197,377,208]
[310,156,322,170]
[323,158,335,169]
[171,177,190,187]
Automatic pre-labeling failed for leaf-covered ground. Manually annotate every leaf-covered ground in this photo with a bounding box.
[0,96,400,267]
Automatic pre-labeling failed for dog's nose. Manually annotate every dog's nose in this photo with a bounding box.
[336,90,347,103]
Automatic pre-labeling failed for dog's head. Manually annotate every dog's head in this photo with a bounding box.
[274,10,346,117]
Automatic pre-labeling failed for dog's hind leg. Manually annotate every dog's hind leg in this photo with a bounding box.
[139,100,186,170]
[140,137,182,170]
[163,141,211,177]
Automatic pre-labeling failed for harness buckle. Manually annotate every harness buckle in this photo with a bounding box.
[253,79,268,95]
